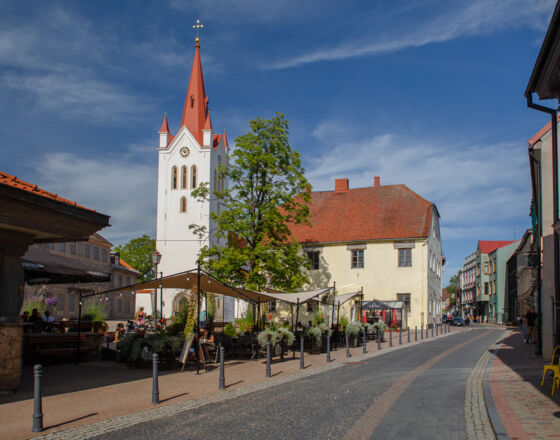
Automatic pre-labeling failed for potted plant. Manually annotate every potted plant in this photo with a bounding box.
[305,326,323,353]
[345,321,363,347]
[223,323,237,338]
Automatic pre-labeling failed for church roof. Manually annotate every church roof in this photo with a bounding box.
[289,178,435,244]
[180,41,212,146]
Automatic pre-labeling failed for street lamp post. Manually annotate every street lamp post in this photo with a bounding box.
[151,250,162,325]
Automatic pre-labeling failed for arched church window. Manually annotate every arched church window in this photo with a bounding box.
[181,166,187,189]
[171,166,178,190]
[191,165,197,188]
[214,170,218,191]
[180,197,187,213]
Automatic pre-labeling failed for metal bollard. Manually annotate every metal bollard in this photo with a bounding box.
[219,345,225,389]
[421,325,424,340]
[407,327,410,343]
[362,328,367,354]
[345,332,350,358]
[32,364,43,432]
[152,353,159,405]
[399,329,402,345]
[327,333,331,362]
[431,325,434,338]
[377,330,381,350]
[415,326,418,341]
[389,327,393,347]
[436,325,439,336]
[266,340,271,378]
[300,336,304,370]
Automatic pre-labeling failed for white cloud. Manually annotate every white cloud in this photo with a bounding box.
[304,119,530,246]
[266,0,555,69]
[29,149,157,245]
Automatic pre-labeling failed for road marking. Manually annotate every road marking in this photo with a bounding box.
[343,330,493,440]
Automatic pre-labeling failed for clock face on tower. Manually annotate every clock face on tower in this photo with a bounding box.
[180,147,190,157]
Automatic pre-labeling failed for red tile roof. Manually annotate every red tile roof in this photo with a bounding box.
[119,258,135,270]
[528,113,560,146]
[289,182,435,244]
[442,287,449,301]
[0,171,95,212]
[478,240,517,254]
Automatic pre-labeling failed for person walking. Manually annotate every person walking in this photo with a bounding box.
[525,307,537,343]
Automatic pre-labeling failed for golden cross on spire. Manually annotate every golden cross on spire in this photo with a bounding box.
[193,19,204,43]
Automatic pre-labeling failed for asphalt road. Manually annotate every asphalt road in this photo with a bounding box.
[92,328,502,440]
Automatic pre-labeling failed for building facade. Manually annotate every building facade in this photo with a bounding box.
[22,234,139,320]
[488,241,519,324]
[154,37,233,320]
[460,252,477,317]
[289,177,443,329]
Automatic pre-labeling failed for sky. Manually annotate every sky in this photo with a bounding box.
[0,0,556,285]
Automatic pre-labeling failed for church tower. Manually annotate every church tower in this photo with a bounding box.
[155,35,229,318]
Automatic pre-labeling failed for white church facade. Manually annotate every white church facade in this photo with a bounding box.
[136,37,235,320]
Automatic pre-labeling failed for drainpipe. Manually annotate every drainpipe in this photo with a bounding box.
[527,93,559,355]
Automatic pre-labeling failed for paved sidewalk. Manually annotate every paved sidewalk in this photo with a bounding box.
[485,328,560,440]
[0,326,460,440]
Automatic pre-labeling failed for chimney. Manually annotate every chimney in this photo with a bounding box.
[335,178,349,193]
[374,176,380,188]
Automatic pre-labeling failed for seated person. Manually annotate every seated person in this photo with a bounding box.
[21,311,29,322]
[114,323,125,343]
[42,310,55,332]
[134,307,146,330]
[200,329,215,361]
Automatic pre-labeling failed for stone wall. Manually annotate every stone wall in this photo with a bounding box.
[0,323,22,392]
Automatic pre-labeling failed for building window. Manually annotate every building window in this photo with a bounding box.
[214,170,218,191]
[47,243,54,249]
[351,249,364,268]
[117,299,122,313]
[171,166,178,189]
[126,276,131,285]
[68,294,75,312]
[57,242,65,252]
[84,244,90,258]
[69,243,76,255]
[191,165,197,188]
[180,196,187,213]
[117,275,122,287]
[269,300,276,312]
[102,249,108,262]
[93,246,99,261]
[56,293,65,311]
[125,299,130,314]
[484,282,488,295]
[397,293,411,311]
[307,251,320,270]
[307,301,316,312]
[483,263,489,275]
[398,248,412,267]
[181,166,187,189]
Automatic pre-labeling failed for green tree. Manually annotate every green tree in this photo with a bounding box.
[113,235,156,282]
[190,113,311,291]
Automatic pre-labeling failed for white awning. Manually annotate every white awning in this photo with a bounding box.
[98,269,278,304]
[332,290,363,305]
[260,288,332,305]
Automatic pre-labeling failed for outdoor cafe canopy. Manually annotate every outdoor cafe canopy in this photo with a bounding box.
[99,268,331,306]
[332,290,363,306]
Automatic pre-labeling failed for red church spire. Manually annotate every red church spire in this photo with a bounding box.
[181,40,212,145]
[159,113,170,133]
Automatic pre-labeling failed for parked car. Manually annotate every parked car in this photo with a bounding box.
[452,316,465,327]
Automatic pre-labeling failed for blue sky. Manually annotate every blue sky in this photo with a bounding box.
[0,0,556,284]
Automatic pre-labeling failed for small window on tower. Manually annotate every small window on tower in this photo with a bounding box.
[191,165,197,188]
[190,95,194,108]
[180,197,187,213]
[181,166,187,189]
[171,166,178,190]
